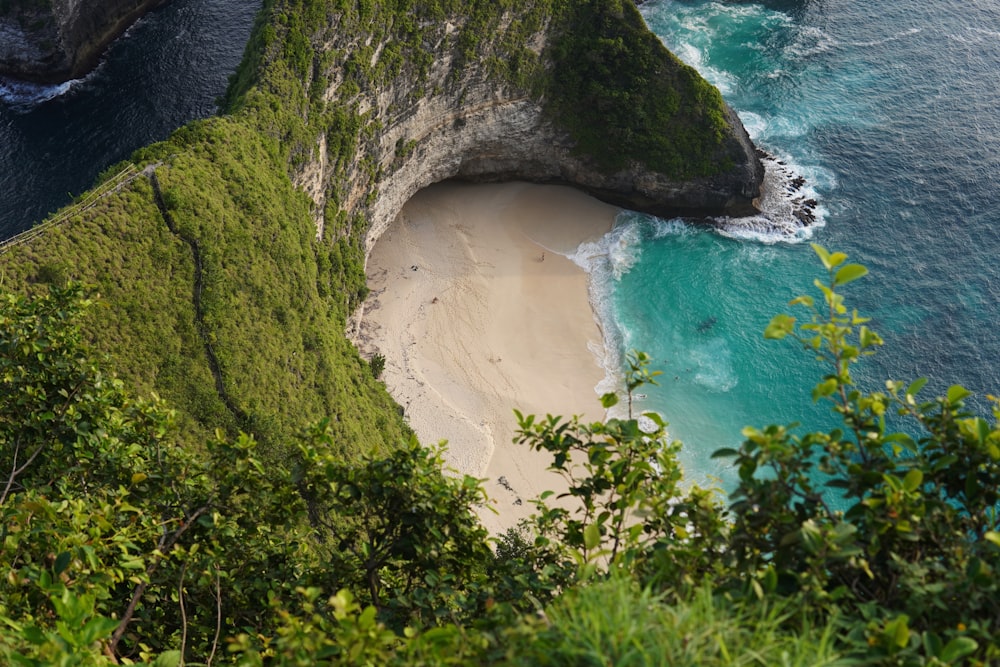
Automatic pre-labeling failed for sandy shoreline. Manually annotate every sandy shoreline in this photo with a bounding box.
[350,181,619,534]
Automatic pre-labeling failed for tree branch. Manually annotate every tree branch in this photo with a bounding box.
[207,565,222,667]
[179,563,188,667]
[108,505,211,658]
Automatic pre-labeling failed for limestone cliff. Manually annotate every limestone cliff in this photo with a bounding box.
[228,0,764,257]
[0,0,169,82]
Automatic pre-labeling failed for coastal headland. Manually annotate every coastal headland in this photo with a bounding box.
[0,0,764,525]
[0,0,171,83]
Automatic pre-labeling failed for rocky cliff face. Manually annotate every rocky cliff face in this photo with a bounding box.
[268,3,764,257]
[353,70,762,255]
[0,0,169,82]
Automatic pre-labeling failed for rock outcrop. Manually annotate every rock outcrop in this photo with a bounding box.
[355,79,762,255]
[260,2,764,257]
[0,0,169,83]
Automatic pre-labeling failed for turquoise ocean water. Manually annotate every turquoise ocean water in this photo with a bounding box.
[575,0,1000,491]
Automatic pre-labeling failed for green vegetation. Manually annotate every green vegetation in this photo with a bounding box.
[2,249,999,664]
[369,351,385,379]
[0,117,409,460]
[511,579,845,667]
[546,0,733,177]
[6,0,994,663]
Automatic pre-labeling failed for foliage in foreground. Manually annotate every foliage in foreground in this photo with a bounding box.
[3,246,1000,665]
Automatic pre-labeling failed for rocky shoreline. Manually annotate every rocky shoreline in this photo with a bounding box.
[0,0,170,84]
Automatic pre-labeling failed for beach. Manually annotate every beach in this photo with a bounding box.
[350,181,618,534]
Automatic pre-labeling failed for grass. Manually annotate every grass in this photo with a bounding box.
[508,577,849,667]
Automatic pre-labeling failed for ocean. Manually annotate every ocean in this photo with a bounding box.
[575,0,1000,490]
[0,0,259,237]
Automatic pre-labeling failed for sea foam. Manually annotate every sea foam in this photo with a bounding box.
[568,221,644,397]
[0,77,83,109]
[711,151,829,244]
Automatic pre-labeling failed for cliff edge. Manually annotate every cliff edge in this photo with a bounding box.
[226,0,763,255]
[0,0,169,83]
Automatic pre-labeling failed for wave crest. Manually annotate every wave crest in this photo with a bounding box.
[710,151,828,243]
[0,77,82,109]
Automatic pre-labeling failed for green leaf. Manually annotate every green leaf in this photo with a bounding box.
[939,637,978,663]
[789,295,814,307]
[903,468,923,493]
[600,392,619,409]
[800,521,822,555]
[906,377,927,397]
[762,566,777,593]
[152,650,182,667]
[859,325,882,350]
[22,625,46,646]
[359,605,378,628]
[53,551,71,575]
[984,531,1000,548]
[8,653,37,667]
[833,263,868,286]
[814,279,834,302]
[80,616,118,645]
[923,632,943,659]
[885,432,917,453]
[711,447,739,459]
[947,385,972,404]
[977,417,990,444]
[885,615,910,649]
[965,472,980,501]
[812,378,838,402]
[583,523,601,551]
[811,243,832,269]
[764,313,795,339]
[642,411,666,428]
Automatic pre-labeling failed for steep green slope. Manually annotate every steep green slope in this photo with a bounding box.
[549,0,733,176]
[1,116,408,459]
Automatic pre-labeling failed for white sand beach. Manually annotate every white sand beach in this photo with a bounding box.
[350,181,619,534]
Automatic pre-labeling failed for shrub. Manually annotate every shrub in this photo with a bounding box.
[370,351,386,379]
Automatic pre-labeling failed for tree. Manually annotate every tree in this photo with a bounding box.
[714,245,1000,663]
[294,431,494,629]
[515,350,729,587]
[0,284,309,664]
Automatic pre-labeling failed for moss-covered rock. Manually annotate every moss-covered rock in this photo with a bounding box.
[0,0,170,83]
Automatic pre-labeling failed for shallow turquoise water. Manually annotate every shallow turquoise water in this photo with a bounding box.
[591,0,1000,489]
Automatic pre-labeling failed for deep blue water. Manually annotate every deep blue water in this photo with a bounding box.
[0,0,259,237]
[585,0,1000,489]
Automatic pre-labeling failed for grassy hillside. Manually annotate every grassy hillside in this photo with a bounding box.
[0,115,408,460]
